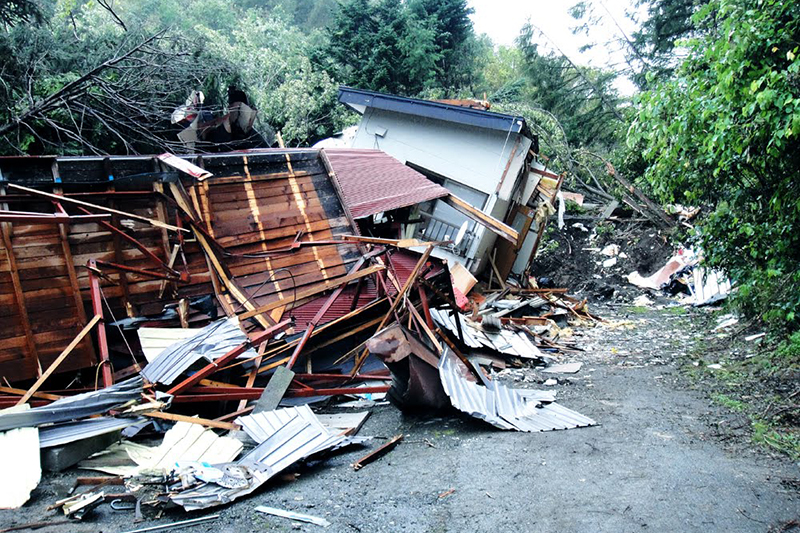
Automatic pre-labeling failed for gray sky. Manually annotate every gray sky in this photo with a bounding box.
[468,0,644,93]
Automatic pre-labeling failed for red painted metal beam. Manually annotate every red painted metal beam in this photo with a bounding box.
[75,206,182,277]
[87,260,114,388]
[170,385,390,402]
[285,257,368,370]
[165,319,292,397]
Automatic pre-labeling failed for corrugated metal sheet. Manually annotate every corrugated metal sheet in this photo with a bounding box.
[0,377,143,432]
[438,350,595,432]
[325,149,449,219]
[430,308,544,359]
[38,416,143,448]
[171,406,343,511]
[141,318,256,385]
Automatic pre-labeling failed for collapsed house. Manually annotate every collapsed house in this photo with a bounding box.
[0,124,597,517]
[328,87,564,283]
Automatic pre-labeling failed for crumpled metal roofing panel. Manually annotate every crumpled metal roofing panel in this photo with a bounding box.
[171,406,349,511]
[0,377,143,432]
[438,350,595,432]
[430,308,544,359]
[325,148,449,219]
[141,317,256,385]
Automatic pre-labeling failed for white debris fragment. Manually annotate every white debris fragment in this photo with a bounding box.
[600,244,619,257]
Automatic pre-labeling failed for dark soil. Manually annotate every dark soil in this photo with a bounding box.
[531,215,675,302]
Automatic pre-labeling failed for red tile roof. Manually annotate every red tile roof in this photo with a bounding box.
[324,148,449,219]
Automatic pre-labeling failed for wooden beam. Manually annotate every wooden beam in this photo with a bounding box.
[168,181,273,330]
[495,135,522,194]
[442,194,518,243]
[352,245,434,374]
[144,411,239,431]
[17,314,101,405]
[6,182,185,232]
[238,264,385,321]
[0,386,62,401]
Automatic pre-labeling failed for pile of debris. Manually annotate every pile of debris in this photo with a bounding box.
[0,147,599,527]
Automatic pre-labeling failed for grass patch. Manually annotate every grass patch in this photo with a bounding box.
[626,306,650,314]
[711,393,747,412]
[662,306,687,315]
[683,324,800,460]
[752,420,800,460]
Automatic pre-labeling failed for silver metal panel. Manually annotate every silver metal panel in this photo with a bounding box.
[141,317,257,385]
[171,406,355,511]
[438,349,595,432]
[431,308,543,359]
[38,416,143,448]
[0,377,143,431]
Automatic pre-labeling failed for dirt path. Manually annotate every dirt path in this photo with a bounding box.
[2,305,798,532]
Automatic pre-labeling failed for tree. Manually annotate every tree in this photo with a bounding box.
[629,0,800,330]
[629,0,709,85]
[515,23,624,151]
[322,0,481,97]
[0,0,43,27]
[408,0,476,91]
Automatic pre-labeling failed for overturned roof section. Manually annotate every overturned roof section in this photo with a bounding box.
[324,148,449,219]
[338,87,529,136]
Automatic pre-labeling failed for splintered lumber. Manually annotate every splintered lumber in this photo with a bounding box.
[352,245,434,375]
[238,263,384,321]
[0,386,61,402]
[167,181,273,330]
[336,235,435,248]
[144,411,239,431]
[352,434,403,470]
[604,163,675,228]
[17,314,101,405]
[5,183,185,233]
[442,194,518,244]
[285,257,370,369]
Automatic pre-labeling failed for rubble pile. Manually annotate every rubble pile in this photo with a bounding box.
[0,92,644,527]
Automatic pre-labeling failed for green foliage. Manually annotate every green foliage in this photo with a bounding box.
[594,222,614,237]
[0,0,352,152]
[0,0,44,27]
[564,199,587,214]
[516,23,624,151]
[630,0,800,333]
[752,420,800,460]
[321,0,477,96]
[630,0,708,85]
[711,393,746,412]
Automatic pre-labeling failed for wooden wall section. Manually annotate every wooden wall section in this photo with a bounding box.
[0,149,361,383]
[190,151,361,320]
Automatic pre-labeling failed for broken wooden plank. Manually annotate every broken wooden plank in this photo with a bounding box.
[352,245,434,374]
[352,434,403,470]
[143,411,239,431]
[238,263,384,321]
[6,183,185,233]
[442,194,518,244]
[16,314,102,405]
